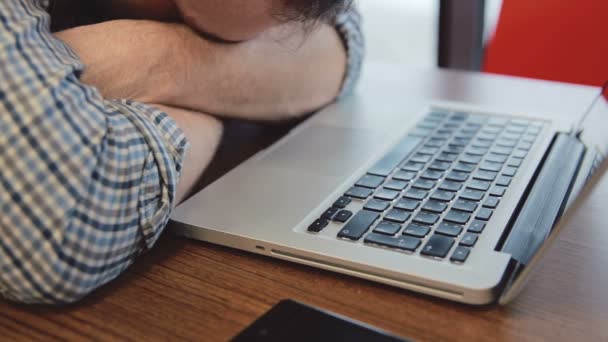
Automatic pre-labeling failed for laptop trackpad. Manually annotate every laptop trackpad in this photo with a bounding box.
[171,125,393,233]
[258,124,387,177]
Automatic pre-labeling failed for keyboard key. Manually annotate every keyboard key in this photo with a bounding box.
[322,207,340,220]
[496,176,512,187]
[511,119,530,127]
[384,209,412,223]
[477,132,498,141]
[455,131,477,140]
[365,233,421,252]
[460,232,478,247]
[444,210,471,225]
[368,136,422,177]
[486,153,508,164]
[404,189,428,200]
[393,170,417,181]
[483,197,500,209]
[374,189,400,201]
[436,222,464,237]
[518,142,533,151]
[446,171,469,182]
[356,174,385,189]
[419,146,440,155]
[503,132,523,140]
[479,161,503,172]
[439,180,462,192]
[512,150,528,159]
[451,112,469,120]
[430,190,455,202]
[475,208,493,221]
[444,145,465,154]
[452,199,478,213]
[481,126,502,134]
[373,221,402,235]
[460,189,485,202]
[502,166,518,177]
[416,121,440,131]
[413,212,440,225]
[489,186,507,197]
[491,146,513,156]
[333,196,352,209]
[460,154,482,165]
[467,179,492,191]
[507,157,524,167]
[403,223,431,238]
[468,220,486,233]
[473,170,498,181]
[308,219,329,233]
[345,186,373,199]
[402,161,426,172]
[472,139,493,148]
[422,200,448,213]
[496,138,517,148]
[425,138,447,148]
[522,133,536,143]
[453,162,476,173]
[450,246,471,263]
[394,198,420,211]
[429,160,452,171]
[421,170,444,180]
[411,153,433,163]
[466,147,488,156]
[338,210,380,240]
[384,179,408,191]
[443,122,460,129]
[334,210,353,223]
[421,235,455,258]
[451,137,471,147]
[364,199,391,212]
[412,179,436,190]
[437,152,459,163]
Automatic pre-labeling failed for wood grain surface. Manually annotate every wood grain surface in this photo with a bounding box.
[2,119,608,342]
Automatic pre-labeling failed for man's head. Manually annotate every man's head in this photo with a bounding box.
[174,0,350,43]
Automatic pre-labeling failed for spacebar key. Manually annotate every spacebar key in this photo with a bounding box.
[368,136,423,176]
[338,210,380,240]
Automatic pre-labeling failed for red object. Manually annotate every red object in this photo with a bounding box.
[483,1,608,86]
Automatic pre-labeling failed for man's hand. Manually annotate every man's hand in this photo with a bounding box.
[55,19,347,121]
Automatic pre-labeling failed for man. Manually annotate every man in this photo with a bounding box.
[0,0,363,304]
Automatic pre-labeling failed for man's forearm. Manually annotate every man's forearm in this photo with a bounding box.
[56,20,347,120]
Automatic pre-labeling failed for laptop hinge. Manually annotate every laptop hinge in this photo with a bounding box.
[499,133,585,265]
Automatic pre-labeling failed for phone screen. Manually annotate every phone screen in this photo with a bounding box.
[231,300,408,342]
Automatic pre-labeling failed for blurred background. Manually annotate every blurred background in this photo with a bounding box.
[358,0,607,87]
[359,0,503,68]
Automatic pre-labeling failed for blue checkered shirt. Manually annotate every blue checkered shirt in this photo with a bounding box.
[0,0,363,304]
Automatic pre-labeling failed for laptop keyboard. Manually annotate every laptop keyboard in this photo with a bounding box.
[307,110,544,264]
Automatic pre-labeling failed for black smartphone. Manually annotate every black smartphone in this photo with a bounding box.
[231,299,409,342]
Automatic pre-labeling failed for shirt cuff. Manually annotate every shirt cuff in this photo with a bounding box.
[108,100,190,249]
[332,6,365,100]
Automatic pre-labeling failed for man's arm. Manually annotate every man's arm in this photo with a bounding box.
[0,0,221,304]
[55,8,364,120]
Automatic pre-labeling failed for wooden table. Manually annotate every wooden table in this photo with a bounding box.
[2,73,608,341]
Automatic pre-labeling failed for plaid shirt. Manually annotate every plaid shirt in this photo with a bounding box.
[0,0,363,304]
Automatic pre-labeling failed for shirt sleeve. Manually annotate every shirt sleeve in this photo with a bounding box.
[332,5,365,99]
[0,0,188,304]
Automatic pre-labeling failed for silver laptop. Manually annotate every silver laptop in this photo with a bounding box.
[170,63,607,305]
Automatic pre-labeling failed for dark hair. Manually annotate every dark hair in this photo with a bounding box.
[276,0,352,24]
